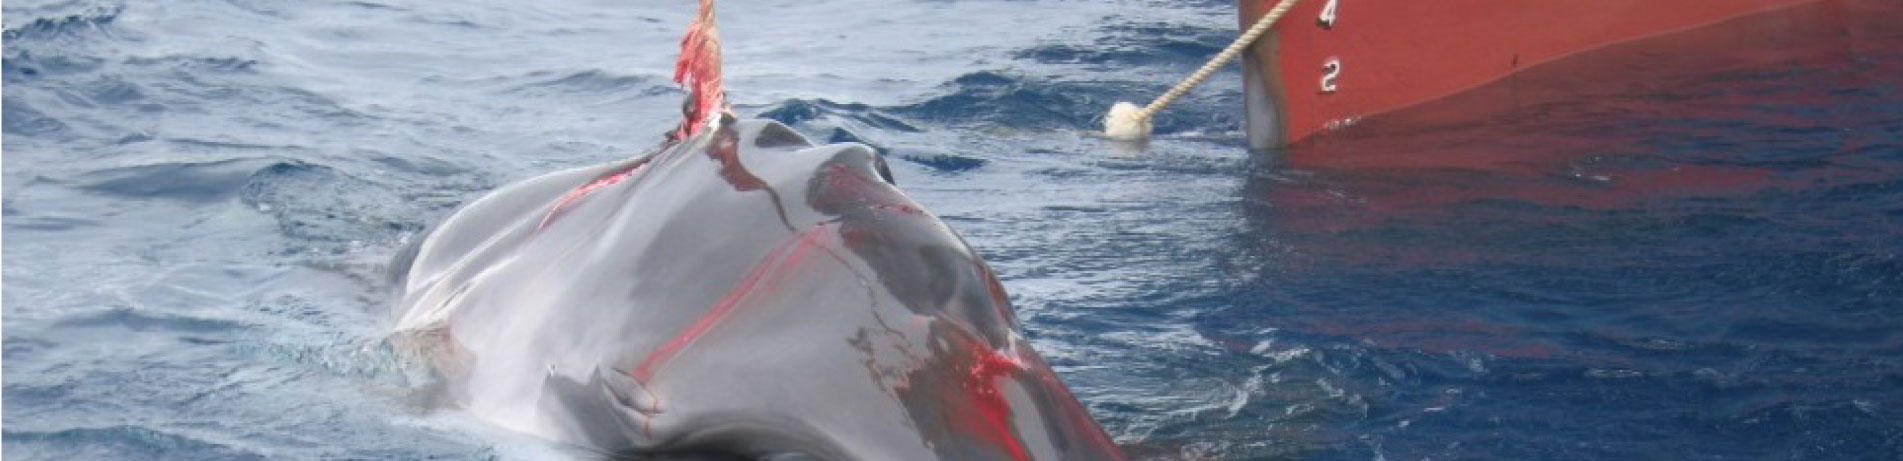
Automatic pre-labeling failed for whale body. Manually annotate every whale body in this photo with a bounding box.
[387,119,1123,460]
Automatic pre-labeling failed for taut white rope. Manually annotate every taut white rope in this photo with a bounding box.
[1103,0,1303,141]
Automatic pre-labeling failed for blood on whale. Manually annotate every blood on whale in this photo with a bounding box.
[958,334,1033,461]
[630,224,831,384]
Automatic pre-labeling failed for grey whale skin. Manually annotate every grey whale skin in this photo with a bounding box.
[387,119,1124,460]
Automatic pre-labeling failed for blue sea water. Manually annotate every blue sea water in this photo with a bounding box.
[4,0,1901,459]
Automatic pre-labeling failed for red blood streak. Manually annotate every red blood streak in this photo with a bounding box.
[540,164,643,229]
[955,335,1031,461]
[873,203,922,215]
[630,226,827,383]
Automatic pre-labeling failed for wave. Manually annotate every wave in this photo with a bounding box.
[892,71,1243,136]
[494,69,663,100]
[2,425,262,460]
[47,307,249,336]
[1,98,68,135]
[752,98,991,173]
[1,3,124,43]
[74,157,303,203]
[757,97,921,133]
[1013,19,1229,69]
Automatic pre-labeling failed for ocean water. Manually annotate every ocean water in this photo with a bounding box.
[4,0,1900,459]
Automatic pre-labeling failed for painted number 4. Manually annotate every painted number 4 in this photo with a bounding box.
[1318,0,1339,28]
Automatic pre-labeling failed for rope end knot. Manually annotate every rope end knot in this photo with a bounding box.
[1102,101,1152,141]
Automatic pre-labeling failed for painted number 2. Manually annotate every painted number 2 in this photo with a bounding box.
[1318,0,1341,94]
[1321,57,1341,93]
[1318,0,1339,28]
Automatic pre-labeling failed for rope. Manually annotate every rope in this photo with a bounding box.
[1104,0,1301,140]
[1144,0,1301,118]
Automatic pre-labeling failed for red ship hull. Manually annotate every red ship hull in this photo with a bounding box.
[1240,0,1826,148]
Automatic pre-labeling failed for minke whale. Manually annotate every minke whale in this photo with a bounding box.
[386,117,1125,460]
